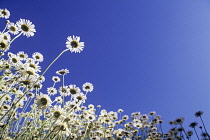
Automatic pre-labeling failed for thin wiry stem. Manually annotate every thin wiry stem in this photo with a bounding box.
[199,116,210,139]
[180,124,189,140]
[193,127,200,140]
[0,49,70,122]
[0,32,23,57]
[62,75,65,108]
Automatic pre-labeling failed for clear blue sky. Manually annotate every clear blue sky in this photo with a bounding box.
[1,0,210,138]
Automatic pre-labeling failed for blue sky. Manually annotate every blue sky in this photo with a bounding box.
[1,0,210,137]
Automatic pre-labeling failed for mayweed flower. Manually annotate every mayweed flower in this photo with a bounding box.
[0,8,10,19]
[118,109,124,113]
[56,68,69,75]
[74,92,87,103]
[16,19,36,37]
[195,111,203,117]
[66,35,84,53]
[0,40,9,51]
[7,22,19,35]
[51,105,64,119]
[189,121,198,128]
[82,82,94,92]
[69,84,80,96]
[141,115,149,122]
[35,92,52,109]
[53,121,70,136]
[47,87,57,95]
[58,86,69,96]
[175,117,184,124]
[55,96,63,103]
[17,51,28,60]
[32,52,44,62]
[148,111,156,116]
[0,32,11,43]
[186,130,193,137]
[52,76,60,82]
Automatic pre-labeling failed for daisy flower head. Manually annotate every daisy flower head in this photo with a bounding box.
[9,54,20,66]
[16,19,36,37]
[0,32,11,43]
[53,121,70,136]
[66,35,84,53]
[74,92,87,103]
[195,111,203,117]
[51,105,64,119]
[0,40,9,51]
[7,22,19,35]
[0,9,10,19]
[118,109,124,113]
[86,114,96,122]
[58,86,69,97]
[32,52,43,62]
[55,96,63,104]
[47,87,57,96]
[17,51,28,60]
[82,82,94,92]
[52,76,60,83]
[35,92,52,109]
[56,68,69,76]
[69,84,81,96]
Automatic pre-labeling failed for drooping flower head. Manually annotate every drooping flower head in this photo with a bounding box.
[66,35,84,53]
[16,19,36,37]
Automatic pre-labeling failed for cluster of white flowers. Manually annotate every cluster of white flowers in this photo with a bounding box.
[1,8,207,140]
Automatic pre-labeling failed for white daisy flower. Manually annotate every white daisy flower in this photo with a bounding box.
[52,76,60,83]
[117,109,124,113]
[51,105,64,119]
[0,40,9,51]
[58,86,69,97]
[7,22,19,35]
[18,74,38,87]
[25,61,41,72]
[47,87,57,96]
[38,75,45,83]
[65,35,84,53]
[82,82,94,92]
[69,84,80,97]
[56,68,69,76]
[16,19,36,37]
[32,52,43,62]
[0,9,10,19]
[8,54,20,66]
[0,32,11,43]
[17,51,28,60]
[55,96,63,104]
[53,121,71,136]
[35,92,52,109]
[86,114,96,122]
[74,92,87,103]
